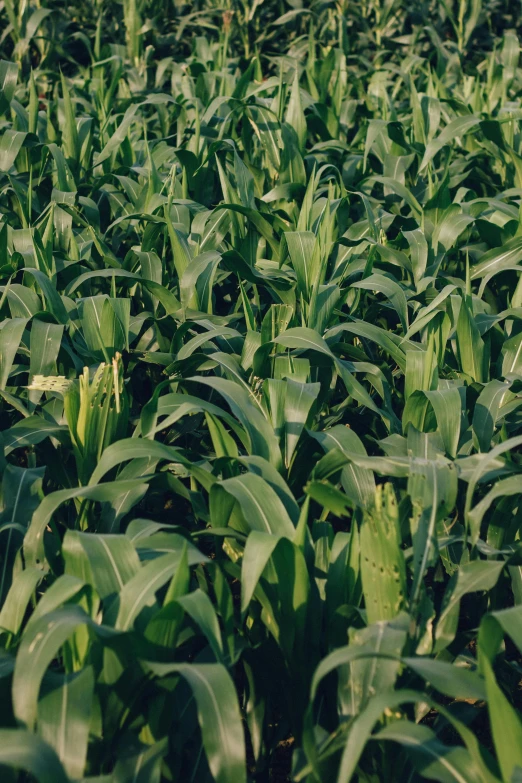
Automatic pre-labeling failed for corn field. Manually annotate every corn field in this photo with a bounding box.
[1,0,522,781]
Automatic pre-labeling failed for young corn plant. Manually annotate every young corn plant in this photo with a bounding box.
[1,1,522,782]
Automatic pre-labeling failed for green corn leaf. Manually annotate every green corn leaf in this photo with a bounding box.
[3,415,69,455]
[405,347,438,401]
[12,605,103,729]
[424,387,462,458]
[360,484,406,624]
[62,530,141,600]
[456,295,487,383]
[0,318,28,389]
[145,662,247,783]
[0,567,43,636]
[0,464,44,603]
[472,379,512,452]
[177,589,224,662]
[435,560,504,652]
[210,473,295,537]
[38,666,94,779]
[309,426,376,508]
[112,739,167,783]
[0,129,26,172]
[374,721,484,783]
[419,116,481,172]
[351,272,409,332]
[241,531,282,614]
[284,379,320,467]
[24,480,150,567]
[0,731,70,783]
[96,103,141,166]
[285,66,307,153]
[0,60,18,115]
[112,552,190,631]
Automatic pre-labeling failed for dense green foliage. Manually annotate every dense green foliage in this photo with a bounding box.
[2,0,522,781]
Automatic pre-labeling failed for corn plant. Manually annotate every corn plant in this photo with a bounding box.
[1,1,522,782]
